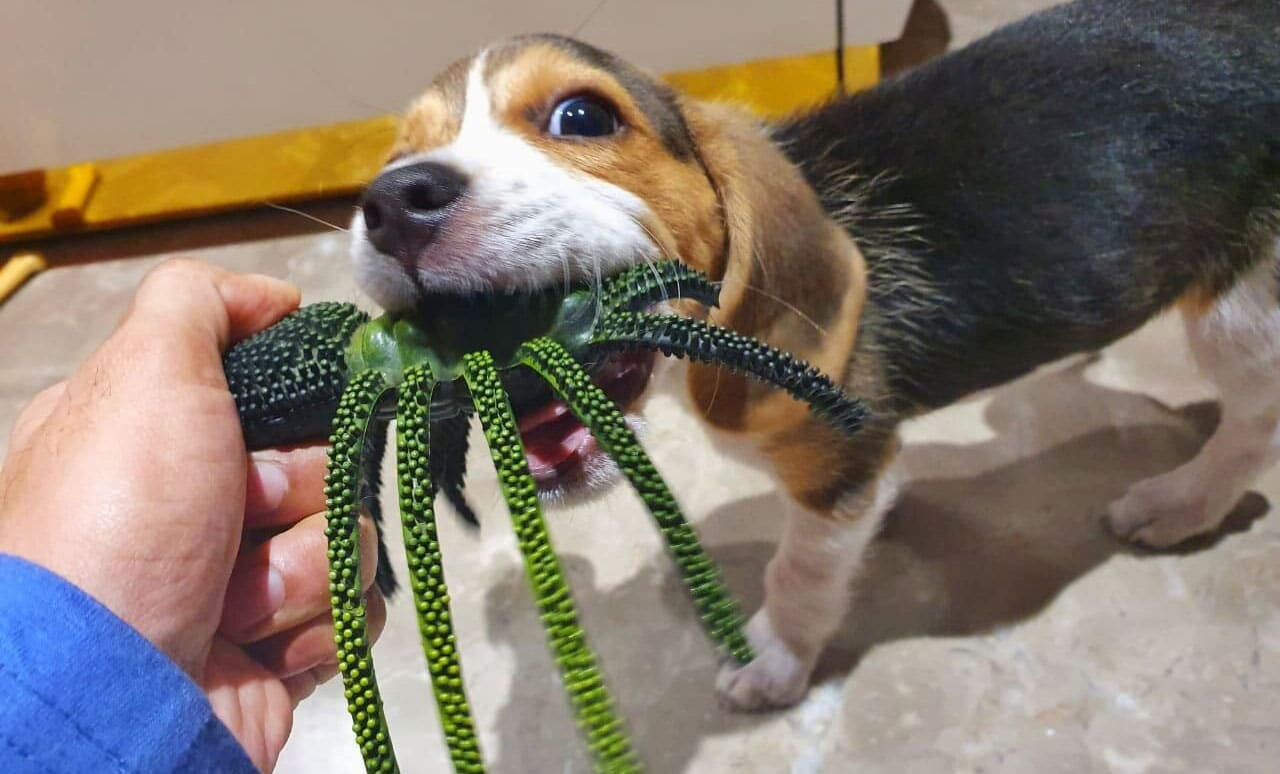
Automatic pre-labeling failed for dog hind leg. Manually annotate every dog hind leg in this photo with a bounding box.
[1108,254,1280,547]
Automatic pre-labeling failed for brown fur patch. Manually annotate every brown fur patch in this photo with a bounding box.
[394,56,472,156]
[1177,283,1221,318]
[763,417,898,513]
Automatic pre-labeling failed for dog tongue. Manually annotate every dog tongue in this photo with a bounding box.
[517,399,569,434]
[518,399,591,478]
[510,351,653,483]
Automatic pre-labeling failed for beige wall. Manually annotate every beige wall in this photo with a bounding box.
[1,1,909,174]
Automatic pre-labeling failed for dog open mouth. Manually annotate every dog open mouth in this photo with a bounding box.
[505,350,655,491]
[411,281,659,494]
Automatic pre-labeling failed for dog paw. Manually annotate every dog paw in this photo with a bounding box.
[1105,477,1214,549]
[714,612,815,712]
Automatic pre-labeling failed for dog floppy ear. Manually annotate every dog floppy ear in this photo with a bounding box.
[678,99,869,436]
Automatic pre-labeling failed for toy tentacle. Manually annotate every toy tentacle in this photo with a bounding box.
[358,415,401,597]
[226,302,370,449]
[461,350,639,773]
[430,408,480,527]
[395,366,485,774]
[326,369,398,774]
[519,338,755,665]
[590,311,869,437]
[598,262,720,316]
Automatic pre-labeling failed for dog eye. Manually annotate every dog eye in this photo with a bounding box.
[547,96,619,138]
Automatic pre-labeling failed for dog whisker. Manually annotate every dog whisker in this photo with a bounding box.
[569,0,610,37]
[628,215,677,306]
[592,254,604,332]
[560,248,573,297]
[262,201,350,232]
[717,278,830,336]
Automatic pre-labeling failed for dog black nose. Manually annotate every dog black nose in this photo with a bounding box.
[360,161,467,258]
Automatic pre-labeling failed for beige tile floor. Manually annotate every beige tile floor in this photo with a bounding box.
[3,2,1278,772]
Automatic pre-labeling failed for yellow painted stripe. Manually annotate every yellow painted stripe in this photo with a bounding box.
[0,252,47,305]
[665,46,879,117]
[0,116,398,243]
[0,46,878,246]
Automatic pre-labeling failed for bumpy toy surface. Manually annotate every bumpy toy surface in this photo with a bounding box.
[223,261,868,774]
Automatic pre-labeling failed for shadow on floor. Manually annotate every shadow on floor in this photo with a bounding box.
[482,360,1270,772]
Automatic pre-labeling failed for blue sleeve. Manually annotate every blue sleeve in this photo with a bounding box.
[0,554,256,774]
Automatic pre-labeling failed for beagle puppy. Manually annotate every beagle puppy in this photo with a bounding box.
[351,0,1280,712]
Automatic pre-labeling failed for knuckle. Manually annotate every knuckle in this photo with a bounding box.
[151,256,204,279]
[13,400,43,431]
[140,258,219,300]
[358,517,379,550]
[10,382,65,441]
[135,259,202,303]
[366,592,388,636]
[357,517,381,581]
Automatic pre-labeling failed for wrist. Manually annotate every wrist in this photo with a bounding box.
[0,527,212,675]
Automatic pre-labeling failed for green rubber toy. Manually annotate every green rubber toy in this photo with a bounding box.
[223,261,868,774]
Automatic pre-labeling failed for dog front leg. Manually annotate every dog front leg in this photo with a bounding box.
[716,467,897,712]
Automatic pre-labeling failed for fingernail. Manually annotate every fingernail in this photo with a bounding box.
[256,461,289,512]
[224,563,286,638]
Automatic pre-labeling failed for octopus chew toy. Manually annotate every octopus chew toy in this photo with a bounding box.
[223,261,868,773]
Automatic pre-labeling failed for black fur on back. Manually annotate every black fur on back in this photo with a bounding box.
[775,0,1280,412]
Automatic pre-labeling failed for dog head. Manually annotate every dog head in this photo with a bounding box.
[352,34,866,496]
[353,34,725,306]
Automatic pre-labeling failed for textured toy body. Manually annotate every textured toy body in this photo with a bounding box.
[223,262,867,773]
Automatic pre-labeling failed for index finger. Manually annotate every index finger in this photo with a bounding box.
[245,443,330,529]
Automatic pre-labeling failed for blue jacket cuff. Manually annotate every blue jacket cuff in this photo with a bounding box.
[0,554,255,773]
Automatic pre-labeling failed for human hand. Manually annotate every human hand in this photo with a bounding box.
[0,259,385,772]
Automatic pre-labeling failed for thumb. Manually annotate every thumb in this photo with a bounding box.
[216,267,304,346]
[124,258,301,354]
